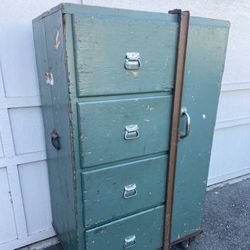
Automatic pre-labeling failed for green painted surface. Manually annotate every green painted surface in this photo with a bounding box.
[64,13,86,249]
[73,13,177,96]
[33,3,229,250]
[33,11,79,250]
[44,12,79,249]
[78,95,171,167]
[171,19,230,242]
[85,206,164,250]
[82,155,167,227]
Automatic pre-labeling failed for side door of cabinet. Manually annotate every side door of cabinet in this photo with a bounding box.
[171,18,230,242]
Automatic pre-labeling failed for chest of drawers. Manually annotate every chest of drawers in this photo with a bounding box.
[33,4,229,250]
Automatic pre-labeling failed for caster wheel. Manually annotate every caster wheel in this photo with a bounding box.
[181,240,190,249]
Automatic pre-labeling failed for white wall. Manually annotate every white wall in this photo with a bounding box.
[0,1,81,249]
[0,0,249,249]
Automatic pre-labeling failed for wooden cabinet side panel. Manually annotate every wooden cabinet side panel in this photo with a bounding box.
[33,10,79,250]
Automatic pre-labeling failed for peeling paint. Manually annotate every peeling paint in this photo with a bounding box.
[146,105,155,111]
[84,151,92,156]
[54,30,61,49]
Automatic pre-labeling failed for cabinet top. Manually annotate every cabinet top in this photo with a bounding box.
[32,3,230,29]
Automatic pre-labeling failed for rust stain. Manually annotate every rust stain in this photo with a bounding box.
[130,70,139,77]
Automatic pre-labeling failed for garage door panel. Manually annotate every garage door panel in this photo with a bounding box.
[0,167,17,243]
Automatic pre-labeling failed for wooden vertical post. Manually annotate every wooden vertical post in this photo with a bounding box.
[163,9,190,250]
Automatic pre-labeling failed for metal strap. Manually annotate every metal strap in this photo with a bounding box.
[163,9,190,250]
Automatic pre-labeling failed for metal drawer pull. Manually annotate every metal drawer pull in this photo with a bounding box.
[124,52,141,70]
[124,184,137,199]
[180,107,191,139]
[124,235,136,249]
[124,125,139,140]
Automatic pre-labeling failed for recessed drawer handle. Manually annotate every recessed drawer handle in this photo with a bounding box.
[124,235,136,249]
[124,184,137,199]
[124,124,139,140]
[124,52,141,70]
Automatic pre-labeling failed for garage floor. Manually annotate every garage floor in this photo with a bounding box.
[171,178,250,250]
[43,177,250,250]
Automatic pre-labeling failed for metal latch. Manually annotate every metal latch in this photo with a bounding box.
[124,52,141,70]
[124,124,139,140]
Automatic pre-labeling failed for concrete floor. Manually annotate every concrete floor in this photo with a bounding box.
[43,178,250,250]
[171,178,250,250]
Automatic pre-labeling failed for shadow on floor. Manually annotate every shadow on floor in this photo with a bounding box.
[171,178,250,250]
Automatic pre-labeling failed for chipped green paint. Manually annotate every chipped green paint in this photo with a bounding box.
[33,3,229,250]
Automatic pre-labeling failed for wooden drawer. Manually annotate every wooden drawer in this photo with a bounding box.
[73,13,177,97]
[78,94,172,168]
[82,155,167,227]
[85,206,164,250]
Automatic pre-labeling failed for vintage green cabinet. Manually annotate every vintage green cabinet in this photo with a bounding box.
[33,3,229,250]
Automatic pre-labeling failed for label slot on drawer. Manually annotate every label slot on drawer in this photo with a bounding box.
[85,206,164,250]
[78,95,172,168]
[82,155,167,227]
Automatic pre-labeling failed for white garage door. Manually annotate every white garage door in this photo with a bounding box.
[0,1,80,249]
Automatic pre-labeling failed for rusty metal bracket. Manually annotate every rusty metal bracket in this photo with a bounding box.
[51,129,61,150]
[163,9,190,250]
[171,229,203,247]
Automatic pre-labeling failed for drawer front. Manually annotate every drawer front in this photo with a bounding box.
[82,155,167,227]
[86,206,164,250]
[78,95,172,168]
[73,13,177,96]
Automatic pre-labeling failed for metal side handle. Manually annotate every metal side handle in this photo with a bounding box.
[51,129,61,150]
[180,107,191,139]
